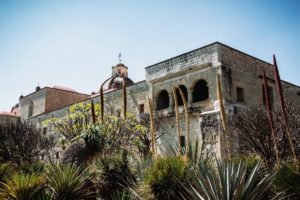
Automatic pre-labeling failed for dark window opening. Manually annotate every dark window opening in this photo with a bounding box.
[56,152,59,159]
[233,106,238,114]
[28,101,33,118]
[236,87,245,102]
[138,104,144,114]
[43,127,47,135]
[180,136,186,154]
[175,85,188,106]
[192,80,208,102]
[116,109,121,117]
[156,90,169,110]
[297,91,300,96]
[262,85,274,106]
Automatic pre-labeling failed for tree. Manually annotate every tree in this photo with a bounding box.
[0,121,55,164]
[231,104,300,167]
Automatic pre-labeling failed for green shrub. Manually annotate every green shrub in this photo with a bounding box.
[18,161,46,175]
[91,150,136,199]
[184,160,273,200]
[274,162,300,199]
[46,164,95,200]
[144,156,190,200]
[0,163,14,182]
[0,173,45,200]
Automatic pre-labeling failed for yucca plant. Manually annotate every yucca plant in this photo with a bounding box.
[184,160,273,200]
[216,74,231,158]
[18,161,46,175]
[0,163,13,182]
[274,162,300,199]
[175,85,190,158]
[91,150,136,199]
[46,164,95,200]
[172,86,182,156]
[273,55,297,165]
[144,156,190,200]
[0,173,46,200]
[148,97,156,157]
[263,70,279,163]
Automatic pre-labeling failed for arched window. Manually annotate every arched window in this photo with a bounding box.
[192,80,209,102]
[175,85,188,106]
[156,90,169,110]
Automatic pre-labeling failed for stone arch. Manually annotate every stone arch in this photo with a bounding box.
[192,79,209,102]
[175,85,188,106]
[156,90,169,110]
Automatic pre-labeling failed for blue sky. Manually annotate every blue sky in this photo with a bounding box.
[0,0,299,111]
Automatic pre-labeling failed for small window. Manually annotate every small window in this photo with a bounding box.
[43,127,47,135]
[236,87,244,102]
[56,152,60,159]
[233,106,238,114]
[180,135,186,154]
[138,104,144,114]
[116,109,121,117]
[28,101,33,117]
[262,85,274,106]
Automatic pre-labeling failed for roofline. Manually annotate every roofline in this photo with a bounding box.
[216,42,274,66]
[30,80,148,119]
[282,80,300,89]
[144,41,300,88]
[145,42,219,69]
[20,86,89,99]
[0,113,20,117]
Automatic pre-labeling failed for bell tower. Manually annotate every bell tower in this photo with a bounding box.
[111,53,128,77]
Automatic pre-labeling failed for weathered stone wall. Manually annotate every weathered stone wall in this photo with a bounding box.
[0,115,20,125]
[219,44,300,107]
[31,81,150,124]
[146,43,220,82]
[45,88,89,113]
[97,80,150,115]
[19,89,47,119]
[19,88,89,120]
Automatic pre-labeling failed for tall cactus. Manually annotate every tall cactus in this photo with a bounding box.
[263,70,279,162]
[99,75,116,122]
[148,97,156,157]
[216,74,231,159]
[122,78,127,119]
[100,85,104,122]
[176,86,190,159]
[172,87,181,156]
[273,55,297,165]
[91,100,96,124]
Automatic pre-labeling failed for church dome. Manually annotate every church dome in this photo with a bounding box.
[102,76,134,91]
[101,62,134,91]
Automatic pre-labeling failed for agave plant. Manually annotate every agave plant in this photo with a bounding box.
[274,162,300,199]
[0,163,13,182]
[184,160,273,200]
[144,156,190,200]
[91,150,136,199]
[0,173,45,200]
[46,164,95,200]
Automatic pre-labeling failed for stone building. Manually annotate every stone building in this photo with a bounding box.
[15,42,300,158]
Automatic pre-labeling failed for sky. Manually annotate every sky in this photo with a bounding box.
[0,0,300,111]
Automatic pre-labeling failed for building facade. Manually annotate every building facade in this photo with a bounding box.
[16,42,300,158]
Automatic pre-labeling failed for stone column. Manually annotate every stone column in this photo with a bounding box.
[168,88,174,113]
[188,87,193,108]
